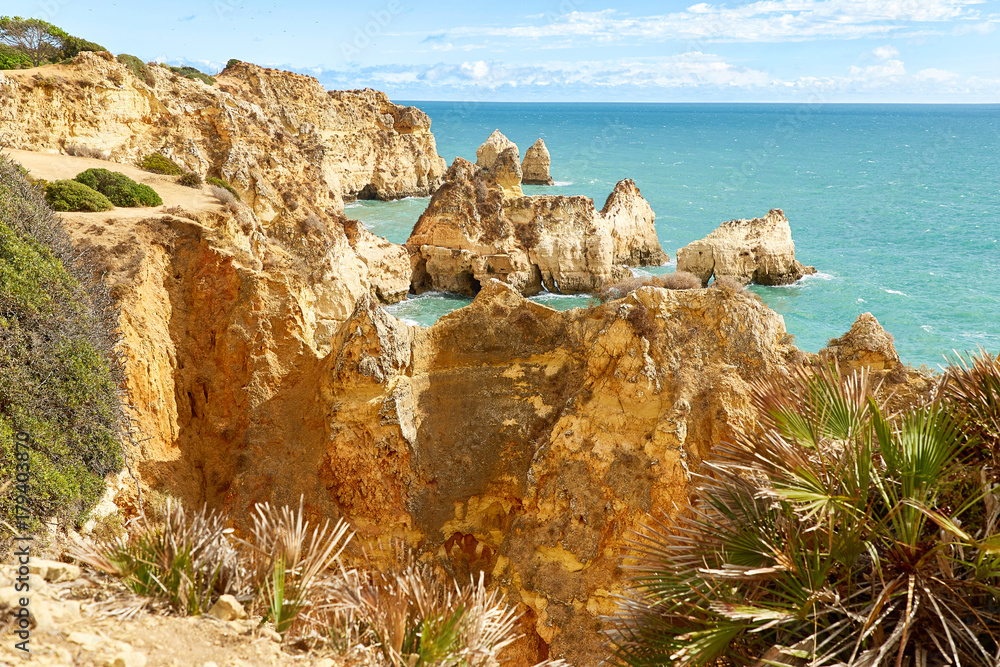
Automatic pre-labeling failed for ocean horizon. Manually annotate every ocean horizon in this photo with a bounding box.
[349,102,1000,369]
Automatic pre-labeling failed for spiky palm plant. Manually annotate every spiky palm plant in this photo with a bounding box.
[73,499,246,615]
[608,359,1000,667]
[238,497,353,637]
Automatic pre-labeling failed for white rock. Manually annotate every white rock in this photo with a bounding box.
[206,594,246,621]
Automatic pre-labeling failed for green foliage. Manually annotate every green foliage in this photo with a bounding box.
[59,34,106,60]
[609,361,1000,666]
[0,43,31,69]
[76,500,245,615]
[0,16,62,66]
[225,58,242,69]
[165,64,215,86]
[116,54,154,86]
[0,156,124,529]
[44,179,113,212]
[74,168,162,207]
[206,176,240,201]
[138,153,183,176]
[177,172,202,188]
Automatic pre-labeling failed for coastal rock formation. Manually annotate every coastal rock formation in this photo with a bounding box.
[484,146,524,198]
[822,312,901,372]
[601,179,668,266]
[676,208,816,286]
[0,53,446,218]
[475,129,519,169]
[407,158,667,296]
[521,138,554,185]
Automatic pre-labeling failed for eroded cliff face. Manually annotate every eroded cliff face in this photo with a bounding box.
[0,53,446,219]
[676,208,816,286]
[407,158,667,297]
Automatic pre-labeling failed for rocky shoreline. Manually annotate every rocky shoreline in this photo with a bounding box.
[0,54,931,666]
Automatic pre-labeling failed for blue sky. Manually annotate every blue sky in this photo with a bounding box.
[9,0,1000,101]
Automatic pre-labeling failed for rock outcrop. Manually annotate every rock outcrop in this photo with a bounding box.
[407,158,667,296]
[475,129,519,169]
[521,138,554,185]
[601,179,668,266]
[822,312,901,372]
[676,208,816,286]
[0,53,447,218]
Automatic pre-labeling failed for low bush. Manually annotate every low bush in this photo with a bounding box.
[660,270,701,290]
[209,185,237,208]
[206,176,240,200]
[164,64,215,86]
[139,153,183,175]
[710,275,745,292]
[177,172,202,188]
[116,53,154,86]
[44,179,114,212]
[74,168,162,207]
[0,156,125,530]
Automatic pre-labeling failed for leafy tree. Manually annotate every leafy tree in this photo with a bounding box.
[59,34,106,60]
[0,44,31,69]
[609,360,1000,666]
[0,16,63,66]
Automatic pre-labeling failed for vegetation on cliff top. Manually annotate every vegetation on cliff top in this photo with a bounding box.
[45,179,114,212]
[0,154,126,529]
[610,356,1000,666]
[74,168,162,207]
[0,16,105,68]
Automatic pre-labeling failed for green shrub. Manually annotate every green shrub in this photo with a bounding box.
[44,179,113,212]
[225,58,242,69]
[177,172,202,188]
[0,156,125,530]
[206,176,240,201]
[117,54,154,87]
[59,35,106,60]
[74,168,162,207]
[139,153,182,175]
[0,43,31,69]
[609,361,1000,666]
[165,64,215,86]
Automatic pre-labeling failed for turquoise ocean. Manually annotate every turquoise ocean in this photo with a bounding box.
[347,103,1000,368]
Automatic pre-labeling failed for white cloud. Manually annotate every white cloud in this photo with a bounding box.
[444,0,987,44]
[916,67,959,81]
[871,45,900,60]
[849,59,906,79]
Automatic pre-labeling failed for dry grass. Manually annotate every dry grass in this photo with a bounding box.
[597,271,702,304]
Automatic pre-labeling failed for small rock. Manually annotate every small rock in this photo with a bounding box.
[108,652,148,667]
[68,631,105,651]
[259,627,282,643]
[206,594,246,621]
[28,559,82,583]
[200,662,219,667]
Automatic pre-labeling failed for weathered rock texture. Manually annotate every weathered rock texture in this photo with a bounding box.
[521,138,554,185]
[42,145,795,660]
[407,158,668,296]
[476,129,519,169]
[0,53,446,218]
[822,312,901,372]
[676,208,816,286]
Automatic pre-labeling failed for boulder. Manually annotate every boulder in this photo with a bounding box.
[475,129,519,170]
[407,157,666,296]
[822,312,901,372]
[521,138,554,185]
[676,208,816,286]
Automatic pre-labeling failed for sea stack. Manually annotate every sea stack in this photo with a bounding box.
[475,129,519,169]
[676,208,816,287]
[521,137,554,185]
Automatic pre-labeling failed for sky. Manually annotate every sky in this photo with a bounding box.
[8,0,1000,101]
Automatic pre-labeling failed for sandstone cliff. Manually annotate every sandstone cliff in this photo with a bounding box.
[476,129,519,169]
[521,138,554,185]
[676,208,816,286]
[407,158,667,297]
[0,53,446,220]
